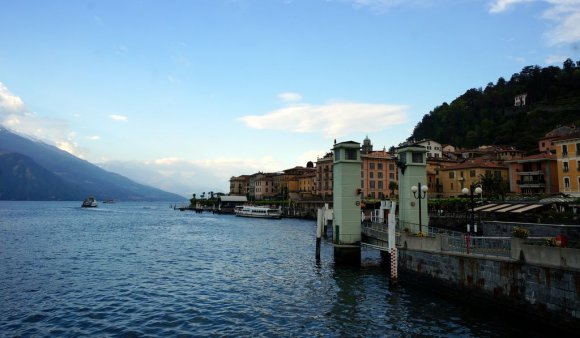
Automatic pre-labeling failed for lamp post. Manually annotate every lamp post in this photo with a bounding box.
[411,183,428,234]
[462,185,483,233]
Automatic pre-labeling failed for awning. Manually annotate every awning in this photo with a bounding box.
[473,204,497,211]
[510,204,544,213]
[495,204,527,213]
[480,204,513,212]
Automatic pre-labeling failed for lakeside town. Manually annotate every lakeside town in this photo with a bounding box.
[220,124,579,223]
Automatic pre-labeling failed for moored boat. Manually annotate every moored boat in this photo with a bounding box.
[235,205,282,219]
[81,196,98,208]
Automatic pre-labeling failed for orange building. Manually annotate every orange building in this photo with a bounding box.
[360,149,398,199]
[315,153,334,199]
[554,135,580,197]
[506,153,558,195]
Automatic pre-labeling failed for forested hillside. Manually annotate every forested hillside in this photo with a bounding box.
[409,59,580,153]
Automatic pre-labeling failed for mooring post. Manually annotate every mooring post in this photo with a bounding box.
[316,208,323,261]
[388,201,398,286]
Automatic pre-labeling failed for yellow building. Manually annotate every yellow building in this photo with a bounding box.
[298,171,316,198]
[439,160,509,198]
[229,175,249,196]
[554,135,580,197]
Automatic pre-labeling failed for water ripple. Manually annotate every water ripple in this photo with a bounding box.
[0,201,562,337]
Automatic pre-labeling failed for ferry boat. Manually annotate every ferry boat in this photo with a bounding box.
[81,196,98,208]
[234,205,282,219]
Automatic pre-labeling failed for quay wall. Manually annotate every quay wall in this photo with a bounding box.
[481,221,580,246]
[397,234,580,330]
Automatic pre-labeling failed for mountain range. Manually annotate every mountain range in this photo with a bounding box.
[0,127,185,201]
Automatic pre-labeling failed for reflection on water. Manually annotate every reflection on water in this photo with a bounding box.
[0,201,564,337]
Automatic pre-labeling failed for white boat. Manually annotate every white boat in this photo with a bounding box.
[81,196,98,208]
[235,205,282,219]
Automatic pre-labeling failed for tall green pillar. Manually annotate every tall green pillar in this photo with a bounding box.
[396,145,429,234]
[332,141,362,265]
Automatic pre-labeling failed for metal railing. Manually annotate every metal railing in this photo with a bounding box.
[444,233,511,257]
[361,221,514,258]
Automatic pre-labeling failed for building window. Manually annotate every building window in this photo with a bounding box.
[378,181,383,189]
[564,177,570,188]
[564,161,569,172]
[346,149,357,160]
[370,181,375,189]
[389,173,394,179]
[577,143,580,155]
[389,164,395,171]
[494,171,501,178]
[377,163,383,170]
[369,162,375,170]
[563,145,568,156]
[470,170,476,177]
[577,161,580,171]
[378,172,383,179]
[370,172,374,179]
[412,152,423,163]
[450,182,454,190]
[449,171,455,179]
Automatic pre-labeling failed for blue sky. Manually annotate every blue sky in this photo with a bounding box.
[1,0,579,197]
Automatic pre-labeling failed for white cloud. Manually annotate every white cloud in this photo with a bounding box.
[545,54,570,64]
[489,0,534,13]
[87,135,101,141]
[543,1,580,45]
[489,0,580,45]
[278,92,302,102]
[239,101,408,138]
[0,82,86,157]
[101,156,285,197]
[110,114,128,122]
[0,83,25,113]
[508,55,527,63]
[298,150,327,165]
[342,0,432,12]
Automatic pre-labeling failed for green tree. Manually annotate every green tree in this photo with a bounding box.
[388,181,398,197]
[479,172,509,200]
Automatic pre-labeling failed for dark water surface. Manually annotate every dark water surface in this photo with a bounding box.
[0,201,555,337]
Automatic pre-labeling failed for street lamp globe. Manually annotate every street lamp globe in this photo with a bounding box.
[475,187,483,194]
[421,185,428,193]
[411,185,418,193]
[462,187,469,195]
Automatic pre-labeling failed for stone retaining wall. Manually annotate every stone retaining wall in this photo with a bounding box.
[397,234,580,330]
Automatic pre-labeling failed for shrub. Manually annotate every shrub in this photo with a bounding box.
[512,226,529,239]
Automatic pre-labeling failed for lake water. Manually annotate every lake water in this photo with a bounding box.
[0,201,559,337]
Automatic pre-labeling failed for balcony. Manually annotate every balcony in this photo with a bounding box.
[516,170,543,176]
[516,180,545,188]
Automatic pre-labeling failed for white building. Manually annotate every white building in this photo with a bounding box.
[416,139,443,159]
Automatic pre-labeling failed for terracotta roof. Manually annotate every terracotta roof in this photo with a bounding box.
[505,153,556,163]
[363,150,395,159]
[440,160,507,171]
[545,125,577,137]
